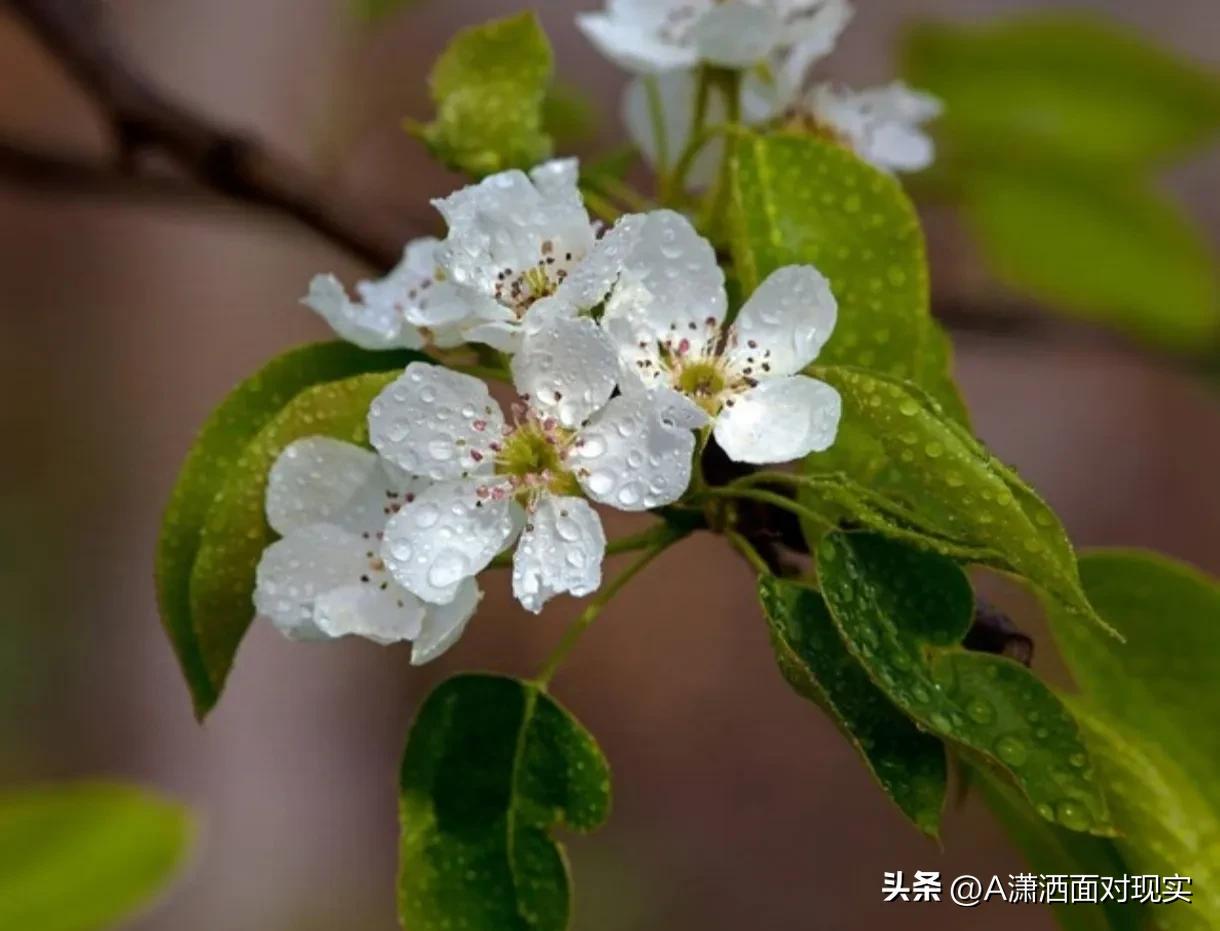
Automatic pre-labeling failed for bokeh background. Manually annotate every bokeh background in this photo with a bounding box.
[1,1,1217,929]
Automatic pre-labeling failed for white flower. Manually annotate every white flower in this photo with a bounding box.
[303,238,472,351]
[254,437,480,664]
[793,82,943,173]
[602,210,841,464]
[369,324,701,613]
[578,0,853,74]
[431,159,634,355]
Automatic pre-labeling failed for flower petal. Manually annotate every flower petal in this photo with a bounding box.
[622,72,724,187]
[601,210,727,385]
[725,265,838,377]
[303,274,423,351]
[265,437,378,535]
[382,479,519,604]
[512,495,606,613]
[806,82,941,173]
[713,374,841,464]
[411,578,481,665]
[511,316,619,428]
[369,363,504,481]
[254,524,374,641]
[576,11,699,74]
[778,0,854,86]
[693,2,783,68]
[314,582,426,645]
[572,387,705,510]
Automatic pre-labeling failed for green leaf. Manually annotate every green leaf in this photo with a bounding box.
[155,341,419,717]
[729,132,943,387]
[962,165,1219,354]
[1047,551,1220,928]
[758,576,946,837]
[0,783,193,931]
[542,84,597,146]
[417,13,554,176]
[970,764,1141,931]
[803,365,1106,631]
[398,675,611,931]
[817,531,1113,835]
[904,14,1220,167]
[188,368,413,714]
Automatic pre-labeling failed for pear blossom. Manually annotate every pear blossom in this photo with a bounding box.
[368,319,702,613]
[789,82,943,173]
[429,159,636,354]
[578,0,853,74]
[254,437,480,664]
[303,238,470,350]
[602,211,841,464]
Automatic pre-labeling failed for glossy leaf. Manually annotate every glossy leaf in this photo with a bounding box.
[963,166,1218,354]
[417,13,554,176]
[0,783,193,931]
[398,675,610,931]
[758,576,946,837]
[155,342,419,717]
[904,14,1220,167]
[804,365,1106,631]
[970,764,1140,931]
[729,132,941,386]
[817,531,1113,835]
[188,370,408,712]
[1048,551,1220,928]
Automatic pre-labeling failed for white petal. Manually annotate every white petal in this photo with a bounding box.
[577,11,699,74]
[623,73,723,188]
[713,375,841,464]
[411,579,481,665]
[806,82,941,174]
[432,168,595,304]
[511,317,619,429]
[725,265,838,377]
[552,214,643,310]
[254,525,374,641]
[529,158,582,205]
[381,479,519,604]
[693,2,783,68]
[461,320,524,354]
[303,274,422,351]
[265,438,379,535]
[512,496,606,614]
[778,0,854,85]
[601,210,727,384]
[368,363,504,481]
[572,388,705,511]
[314,582,425,645]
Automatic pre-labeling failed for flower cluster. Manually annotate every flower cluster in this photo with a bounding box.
[259,156,842,660]
[589,0,942,179]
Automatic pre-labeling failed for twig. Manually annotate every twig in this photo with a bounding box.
[5,0,430,268]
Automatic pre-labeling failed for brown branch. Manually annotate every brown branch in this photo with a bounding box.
[6,0,427,269]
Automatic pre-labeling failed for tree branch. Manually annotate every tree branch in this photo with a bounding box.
[6,0,427,268]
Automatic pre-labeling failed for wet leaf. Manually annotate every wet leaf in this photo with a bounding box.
[728,131,964,418]
[817,531,1113,835]
[155,342,420,717]
[417,13,554,176]
[399,675,610,931]
[803,366,1107,632]
[0,783,193,931]
[970,764,1140,931]
[1048,550,1220,928]
[905,14,1220,168]
[188,370,406,711]
[758,576,946,837]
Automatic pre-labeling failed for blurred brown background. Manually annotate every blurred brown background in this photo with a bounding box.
[1,1,1217,929]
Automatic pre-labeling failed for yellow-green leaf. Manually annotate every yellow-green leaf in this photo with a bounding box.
[0,783,193,931]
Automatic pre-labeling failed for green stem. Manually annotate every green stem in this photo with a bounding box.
[534,529,683,686]
[644,75,671,176]
[726,530,771,575]
[591,175,655,213]
[699,485,836,532]
[582,188,621,224]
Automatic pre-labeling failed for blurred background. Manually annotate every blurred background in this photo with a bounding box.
[1,1,1217,929]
